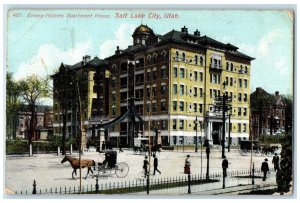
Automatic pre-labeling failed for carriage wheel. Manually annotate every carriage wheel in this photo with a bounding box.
[115,162,129,178]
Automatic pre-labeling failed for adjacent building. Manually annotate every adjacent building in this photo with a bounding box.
[250,87,287,140]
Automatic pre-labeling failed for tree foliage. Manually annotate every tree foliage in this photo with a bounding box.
[6,72,23,139]
[276,133,292,194]
[19,75,51,144]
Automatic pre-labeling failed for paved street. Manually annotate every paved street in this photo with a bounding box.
[5,147,280,194]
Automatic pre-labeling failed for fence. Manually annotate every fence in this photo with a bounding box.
[15,167,271,195]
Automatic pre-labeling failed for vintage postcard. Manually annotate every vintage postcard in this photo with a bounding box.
[4,7,294,197]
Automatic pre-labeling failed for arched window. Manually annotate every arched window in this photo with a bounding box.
[245,66,248,73]
[230,63,234,71]
[200,56,203,66]
[182,52,186,62]
[175,51,179,61]
[195,55,198,65]
[226,62,229,71]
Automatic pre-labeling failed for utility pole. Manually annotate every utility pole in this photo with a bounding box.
[215,92,231,159]
[195,116,198,152]
[228,113,231,152]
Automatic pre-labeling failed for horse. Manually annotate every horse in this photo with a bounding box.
[61,155,95,180]
[261,146,275,156]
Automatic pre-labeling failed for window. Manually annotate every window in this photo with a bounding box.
[199,88,203,97]
[244,79,248,88]
[147,72,151,81]
[152,87,157,96]
[120,92,127,102]
[147,87,150,97]
[194,103,197,112]
[182,53,186,62]
[238,108,241,116]
[161,85,166,95]
[238,123,241,132]
[194,71,198,81]
[112,93,116,102]
[153,70,157,79]
[173,119,177,129]
[173,84,178,94]
[194,87,197,97]
[226,62,229,71]
[200,56,204,66]
[180,101,184,111]
[179,120,184,130]
[173,101,177,111]
[195,55,198,65]
[120,77,127,88]
[244,94,247,102]
[180,85,184,95]
[152,103,156,112]
[161,120,167,130]
[244,108,247,116]
[239,79,242,88]
[147,103,150,112]
[175,51,179,61]
[213,89,217,99]
[180,68,185,78]
[200,72,203,81]
[243,124,247,132]
[230,78,233,86]
[230,63,234,71]
[245,66,248,73]
[161,101,166,111]
[161,69,166,79]
[199,104,203,113]
[112,107,116,115]
[238,93,242,102]
[173,67,178,77]
[210,89,212,98]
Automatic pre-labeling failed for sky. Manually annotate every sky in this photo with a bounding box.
[6,9,294,97]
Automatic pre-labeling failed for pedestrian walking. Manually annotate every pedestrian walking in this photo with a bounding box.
[184,154,191,174]
[119,145,123,153]
[143,156,149,178]
[102,142,106,151]
[222,156,229,177]
[261,158,269,181]
[272,153,280,171]
[153,154,161,175]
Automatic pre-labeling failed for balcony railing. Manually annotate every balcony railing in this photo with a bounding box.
[210,64,222,70]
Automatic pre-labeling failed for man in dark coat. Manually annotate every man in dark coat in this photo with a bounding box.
[222,156,229,177]
[143,156,149,178]
[153,154,161,175]
[272,153,280,171]
[261,158,270,181]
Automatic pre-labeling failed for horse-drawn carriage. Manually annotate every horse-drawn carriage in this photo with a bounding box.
[94,150,129,178]
[239,141,278,156]
[61,150,129,179]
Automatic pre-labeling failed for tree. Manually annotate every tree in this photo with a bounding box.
[52,65,77,155]
[276,132,292,194]
[6,72,22,139]
[19,75,51,144]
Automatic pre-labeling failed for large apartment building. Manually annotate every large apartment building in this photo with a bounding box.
[51,24,254,147]
[106,24,254,147]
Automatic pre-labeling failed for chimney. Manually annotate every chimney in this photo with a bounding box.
[181,26,188,34]
[275,91,279,96]
[115,46,120,54]
[194,29,200,37]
